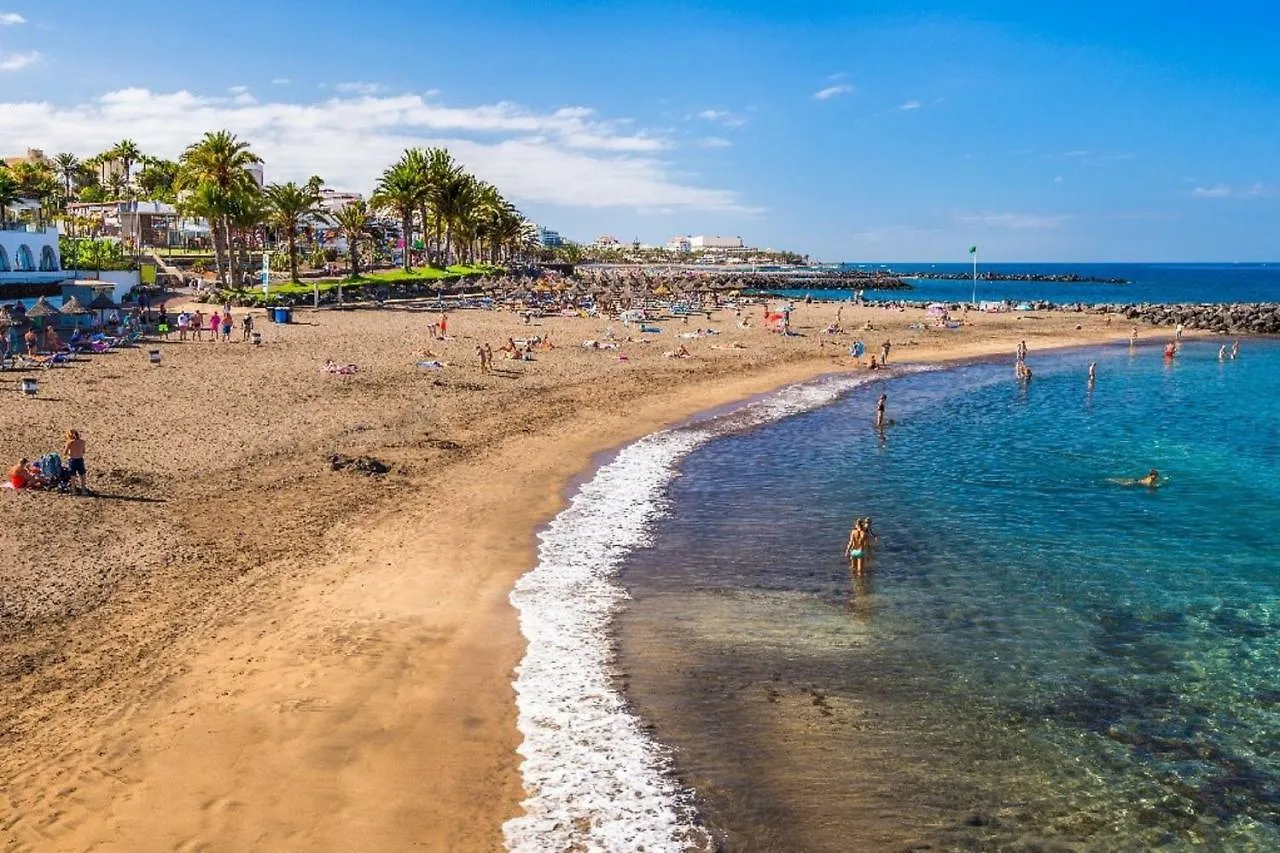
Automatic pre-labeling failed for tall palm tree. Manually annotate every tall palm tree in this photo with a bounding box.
[52,153,80,207]
[177,131,262,285]
[371,160,423,273]
[331,200,374,306]
[434,168,477,266]
[332,199,372,280]
[423,147,457,263]
[263,181,325,283]
[110,139,143,184]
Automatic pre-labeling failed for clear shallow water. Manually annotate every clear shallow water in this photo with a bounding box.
[615,340,1280,851]
[784,262,1280,305]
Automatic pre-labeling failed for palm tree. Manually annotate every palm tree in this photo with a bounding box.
[434,168,477,266]
[177,131,262,285]
[106,172,128,200]
[263,181,325,283]
[0,168,18,227]
[332,199,373,281]
[52,153,80,207]
[371,160,423,273]
[110,139,143,184]
[423,148,457,263]
[330,200,374,307]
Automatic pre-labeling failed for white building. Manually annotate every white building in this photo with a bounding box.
[537,226,564,248]
[317,187,364,213]
[591,235,622,250]
[0,226,63,282]
[689,235,744,250]
[665,235,691,253]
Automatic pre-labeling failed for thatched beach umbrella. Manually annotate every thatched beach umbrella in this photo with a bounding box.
[89,292,121,328]
[26,297,61,348]
[27,296,59,320]
[60,295,92,330]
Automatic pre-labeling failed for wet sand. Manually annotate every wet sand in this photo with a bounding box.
[0,299,1150,851]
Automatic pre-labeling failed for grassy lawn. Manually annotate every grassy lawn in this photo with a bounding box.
[228,265,499,303]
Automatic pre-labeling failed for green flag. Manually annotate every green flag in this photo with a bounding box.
[969,245,978,254]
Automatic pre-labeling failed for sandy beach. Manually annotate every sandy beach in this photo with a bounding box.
[1,298,1150,851]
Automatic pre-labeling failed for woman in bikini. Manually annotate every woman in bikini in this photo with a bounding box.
[846,518,868,576]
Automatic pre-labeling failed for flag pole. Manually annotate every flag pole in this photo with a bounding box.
[970,245,978,306]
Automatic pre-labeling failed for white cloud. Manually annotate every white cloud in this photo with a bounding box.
[0,50,38,71]
[271,77,291,85]
[228,85,249,95]
[813,84,853,100]
[696,109,747,128]
[1191,183,1272,199]
[0,12,25,25]
[0,87,756,213]
[695,137,732,149]
[335,81,381,95]
[956,212,1072,229]
[898,100,921,110]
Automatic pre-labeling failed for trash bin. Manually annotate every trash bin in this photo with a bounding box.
[273,306,292,324]
[148,349,162,365]
[19,377,39,396]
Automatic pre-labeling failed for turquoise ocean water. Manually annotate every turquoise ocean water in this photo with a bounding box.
[613,339,1280,850]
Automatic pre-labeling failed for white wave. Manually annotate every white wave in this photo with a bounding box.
[503,370,897,852]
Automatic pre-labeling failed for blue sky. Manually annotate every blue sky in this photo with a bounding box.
[1,0,1278,260]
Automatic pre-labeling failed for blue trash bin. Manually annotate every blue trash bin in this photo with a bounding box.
[273,306,290,324]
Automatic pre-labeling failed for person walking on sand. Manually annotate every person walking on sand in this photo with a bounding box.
[880,339,892,365]
[64,429,88,495]
[209,310,221,341]
[876,392,887,429]
[192,310,205,341]
[1175,322,1184,341]
[221,310,233,342]
[242,312,253,342]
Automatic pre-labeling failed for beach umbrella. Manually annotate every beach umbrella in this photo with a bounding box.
[60,295,92,330]
[26,296,59,320]
[88,292,120,327]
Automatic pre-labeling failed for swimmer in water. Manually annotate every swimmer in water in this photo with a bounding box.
[1110,468,1161,488]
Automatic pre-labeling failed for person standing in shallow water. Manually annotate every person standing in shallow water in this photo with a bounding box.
[875,393,887,429]
[1088,362,1097,386]
[846,518,868,576]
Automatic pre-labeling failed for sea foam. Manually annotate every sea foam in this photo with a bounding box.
[504,372,890,852]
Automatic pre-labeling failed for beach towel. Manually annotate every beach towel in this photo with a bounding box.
[415,360,445,370]
[322,362,359,375]
[640,324,662,334]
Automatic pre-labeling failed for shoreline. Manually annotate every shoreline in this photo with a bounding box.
[0,303,1190,851]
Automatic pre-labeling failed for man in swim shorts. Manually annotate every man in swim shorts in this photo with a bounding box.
[65,429,88,495]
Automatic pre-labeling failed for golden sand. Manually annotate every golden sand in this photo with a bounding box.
[0,299,1151,851]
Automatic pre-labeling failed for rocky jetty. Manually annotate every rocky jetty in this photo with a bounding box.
[898,271,1130,284]
[738,271,914,292]
[1115,302,1280,335]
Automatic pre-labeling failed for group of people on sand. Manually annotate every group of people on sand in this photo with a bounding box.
[7,429,89,496]
[164,306,251,343]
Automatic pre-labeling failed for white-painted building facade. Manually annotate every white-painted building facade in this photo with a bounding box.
[689,234,744,250]
[0,226,63,282]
